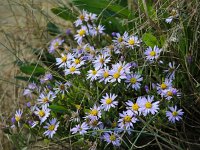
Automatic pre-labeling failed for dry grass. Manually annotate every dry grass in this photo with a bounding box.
[0,0,71,149]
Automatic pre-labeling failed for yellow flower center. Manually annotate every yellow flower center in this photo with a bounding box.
[91,120,98,126]
[15,116,20,122]
[128,39,135,45]
[48,125,55,131]
[59,84,65,90]
[109,135,116,141]
[61,56,67,62]
[132,103,139,111]
[103,71,109,78]
[96,27,99,32]
[145,102,152,109]
[106,98,112,104]
[130,77,137,84]
[124,115,131,122]
[42,97,49,103]
[92,70,97,75]
[38,110,45,117]
[54,42,59,48]
[74,59,80,64]
[150,51,156,56]
[113,72,120,79]
[118,37,123,43]
[161,83,167,90]
[79,15,84,20]
[172,111,178,116]
[90,109,98,116]
[167,91,173,96]
[100,58,104,64]
[70,66,76,72]
[85,46,90,52]
[78,29,86,36]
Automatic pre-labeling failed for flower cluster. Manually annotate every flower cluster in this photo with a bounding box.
[10,9,184,148]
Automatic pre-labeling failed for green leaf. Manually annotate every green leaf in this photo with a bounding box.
[142,33,159,47]
[20,64,45,76]
[47,22,61,35]
[51,7,76,21]
[102,17,126,33]
[72,0,132,19]
[49,105,68,113]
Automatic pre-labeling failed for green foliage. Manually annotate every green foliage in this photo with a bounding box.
[47,22,61,35]
[72,0,132,18]
[20,64,45,76]
[142,33,159,47]
[49,105,70,114]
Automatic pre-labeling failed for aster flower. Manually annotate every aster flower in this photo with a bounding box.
[28,82,37,90]
[89,24,105,36]
[163,62,180,80]
[40,72,53,84]
[100,93,118,111]
[138,96,159,116]
[74,26,88,44]
[113,32,128,49]
[34,105,51,124]
[74,10,88,27]
[23,89,32,98]
[125,73,143,90]
[83,43,95,54]
[93,53,110,69]
[53,81,71,95]
[87,68,101,81]
[118,110,138,130]
[126,35,141,49]
[56,53,73,68]
[88,119,103,130]
[126,97,143,115]
[71,122,89,135]
[162,87,181,100]
[103,132,121,146]
[166,106,184,123]
[49,38,64,54]
[112,61,131,74]
[86,105,102,120]
[64,64,81,75]
[157,78,173,95]
[37,92,56,106]
[99,66,111,84]
[108,69,127,83]
[43,118,60,138]
[144,46,162,62]
[71,56,85,66]
[85,12,97,22]
[15,109,23,122]
[72,45,84,55]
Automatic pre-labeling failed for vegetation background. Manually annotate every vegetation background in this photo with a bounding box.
[0,0,200,149]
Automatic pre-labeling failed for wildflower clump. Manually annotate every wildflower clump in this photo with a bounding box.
[9,10,184,148]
